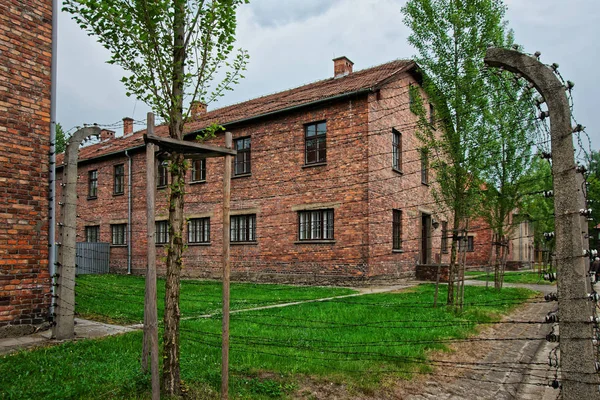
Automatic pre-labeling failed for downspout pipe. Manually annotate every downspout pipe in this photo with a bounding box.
[125,150,132,274]
[48,0,58,319]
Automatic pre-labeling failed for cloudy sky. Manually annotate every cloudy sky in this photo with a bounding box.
[56,0,599,150]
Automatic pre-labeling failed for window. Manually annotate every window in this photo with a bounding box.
[305,121,326,165]
[392,128,402,171]
[458,236,474,252]
[156,221,169,244]
[441,221,448,253]
[393,209,402,250]
[409,84,417,113]
[111,224,126,245]
[420,148,429,185]
[191,159,206,182]
[85,226,100,243]
[429,103,435,126]
[188,218,210,244]
[113,164,124,195]
[88,170,98,198]
[157,162,168,188]
[231,214,256,243]
[234,137,251,176]
[298,209,334,241]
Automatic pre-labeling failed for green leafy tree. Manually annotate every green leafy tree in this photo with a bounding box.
[63,0,249,395]
[587,150,600,251]
[402,0,507,306]
[520,156,555,261]
[55,123,68,153]
[477,40,536,290]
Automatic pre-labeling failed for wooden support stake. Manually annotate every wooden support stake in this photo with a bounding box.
[221,131,232,400]
[143,112,160,399]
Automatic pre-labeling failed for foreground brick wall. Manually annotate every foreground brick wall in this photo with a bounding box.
[0,0,52,329]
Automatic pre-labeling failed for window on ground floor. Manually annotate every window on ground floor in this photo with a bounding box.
[298,209,334,241]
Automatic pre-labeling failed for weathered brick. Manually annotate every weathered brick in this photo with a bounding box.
[0,0,51,329]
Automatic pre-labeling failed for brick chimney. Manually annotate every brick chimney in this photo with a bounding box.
[190,100,207,120]
[100,129,115,141]
[123,117,134,136]
[333,56,354,78]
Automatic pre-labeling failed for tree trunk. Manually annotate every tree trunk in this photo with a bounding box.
[162,0,187,396]
[447,214,461,306]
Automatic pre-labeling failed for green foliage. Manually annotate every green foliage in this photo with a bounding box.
[55,123,68,153]
[62,0,249,124]
[520,156,554,249]
[402,0,508,228]
[477,33,536,245]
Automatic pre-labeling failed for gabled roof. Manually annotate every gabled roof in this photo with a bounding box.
[58,59,415,165]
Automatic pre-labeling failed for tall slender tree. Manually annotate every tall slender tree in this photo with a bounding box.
[478,40,536,290]
[63,0,249,396]
[402,0,507,306]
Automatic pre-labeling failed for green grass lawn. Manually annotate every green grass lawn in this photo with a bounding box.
[0,283,536,399]
[75,274,357,325]
[464,270,555,285]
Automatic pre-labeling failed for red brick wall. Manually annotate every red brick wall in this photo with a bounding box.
[60,73,449,283]
[367,75,449,278]
[0,0,52,327]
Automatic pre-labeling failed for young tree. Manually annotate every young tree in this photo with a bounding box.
[478,46,536,290]
[402,0,507,306]
[55,123,68,154]
[63,0,249,395]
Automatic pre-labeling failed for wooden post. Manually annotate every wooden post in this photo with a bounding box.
[143,112,160,399]
[221,131,232,399]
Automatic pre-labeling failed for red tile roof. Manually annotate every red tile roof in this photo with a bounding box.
[58,59,415,165]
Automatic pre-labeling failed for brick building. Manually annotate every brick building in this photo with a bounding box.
[0,0,52,331]
[57,57,453,284]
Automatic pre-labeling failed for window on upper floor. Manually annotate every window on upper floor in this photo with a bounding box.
[234,137,251,176]
[393,209,402,250]
[85,225,100,243]
[298,209,334,241]
[231,214,256,243]
[157,161,168,188]
[188,217,210,244]
[191,159,206,182]
[421,148,429,185]
[88,170,98,199]
[305,121,326,165]
[429,103,435,126]
[156,221,169,245]
[111,224,126,245]
[392,128,402,172]
[113,164,124,195]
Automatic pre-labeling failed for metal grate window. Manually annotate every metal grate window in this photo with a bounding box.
[88,170,98,198]
[191,159,206,182]
[111,224,126,245]
[393,209,402,250]
[392,128,402,171]
[156,221,169,244]
[441,221,448,253]
[230,214,256,242]
[234,137,251,176]
[85,225,100,243]
[114,164,124,195]
[188,218,210,243]
[305,121,326,165]
[298,209,334,241]
[157,162,168,188]
[421,148,429,185]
